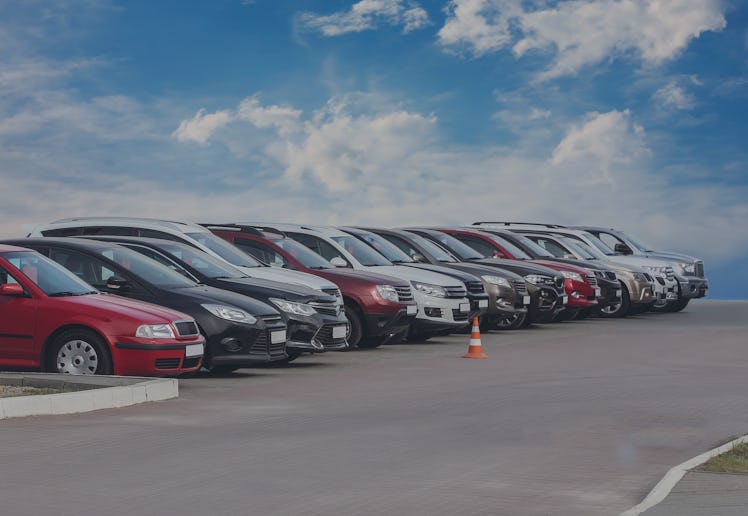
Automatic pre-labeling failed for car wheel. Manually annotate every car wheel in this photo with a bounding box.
[598,284,630,318]
[344,305,364,349]
[47,329,113,375]
[494,312,527,330]
[668,298,690,312]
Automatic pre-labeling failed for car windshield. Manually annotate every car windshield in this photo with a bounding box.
[511,234,556,258]
[618,231,653,252]
[3,251,96,296]
[330,236,392,266]
[274,238,333,269]
[185,232,263,268]
[419,231,484,260]
[99,247,198,288]
[156,242,247,279]
[347,230,415,264]
[409,233,458,262]
[560,237,597,259]
[567,238,608,260]
[582,233,617,256]
[486,234,533,259]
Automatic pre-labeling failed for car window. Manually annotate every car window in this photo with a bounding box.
[381,234,419,258]
[184,232,263,268]
[235,238,286,268]
[452,234,497,258]
[528,237,569,258]
[0,265,20,286]
[49,248,118,287]
[273,238,333,269]
[595,232,624,250]
[153,241,246,279]
[99,247,197,288]
[330,236,392,266]
[4,251,96,295]
[287,233,353,267]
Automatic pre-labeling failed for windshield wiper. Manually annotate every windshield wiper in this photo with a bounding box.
[48,291,90,297]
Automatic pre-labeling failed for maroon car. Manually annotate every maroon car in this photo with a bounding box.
[206,225,418,349]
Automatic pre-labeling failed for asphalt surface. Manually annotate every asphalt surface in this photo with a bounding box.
[1,300,747,516]
[642,471,748,515]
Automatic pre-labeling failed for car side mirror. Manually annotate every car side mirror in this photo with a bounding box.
[614,243,632,255]
[492,251,506,259]
[411,253,427,263]
[563,254,577,260]
[330,257,348,268]
[0,283,25,296]
[106,276,130,291]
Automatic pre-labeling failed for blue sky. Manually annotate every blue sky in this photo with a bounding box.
[1,0,746,298]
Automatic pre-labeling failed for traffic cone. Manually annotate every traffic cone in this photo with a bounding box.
[463,317,488,359]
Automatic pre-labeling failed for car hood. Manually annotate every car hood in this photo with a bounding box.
[310,267,410,287]
[603,255,675,269]
[235,266,339,292]
[212,277,335,304]
[528,259,593,275]
[424,262,524,281]
[174,284,280,317]
[66,293,192,323]
[401,263,481,283]
[643,251,701,263]
[360,264,465,287]
[472,258,561,277]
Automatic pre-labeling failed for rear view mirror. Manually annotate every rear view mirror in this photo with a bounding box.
[411,253,427,263]
[0,283,24,296]
[492,251,506,259]
[106,276,130,291]
[614,243,632,255]
[330,257,348,268]
[563,254,577,260]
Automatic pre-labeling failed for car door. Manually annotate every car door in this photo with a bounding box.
[0,262,38,365]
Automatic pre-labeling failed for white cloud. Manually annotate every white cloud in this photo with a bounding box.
[172,108,233,144]
[299,0,429,36]
[653,81,696,110]
[439,0,726,80]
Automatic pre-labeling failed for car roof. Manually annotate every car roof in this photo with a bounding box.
[0,237,120,251]
[76,235,197,250]
[238,223,350,238]
[37,217,209,233]
[0,243,34,253]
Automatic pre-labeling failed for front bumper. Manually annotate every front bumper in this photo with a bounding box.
[677,275,709,299]
[113,336,205,376]
[626,278,655,304]
[594,278,622,309]
[285,311,349,353]
[200,316,289,367]
[526,284,566,324]
[564,279,598,308]
[363,306,418,341]
[412,292,473,332]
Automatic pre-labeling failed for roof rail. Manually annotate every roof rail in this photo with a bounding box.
[51,216,193,226]
[199,223,288,238]
[472,221,568,229]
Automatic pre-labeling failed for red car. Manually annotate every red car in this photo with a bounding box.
[431,228,599,318]
[205,225,418,348]
[0,244,204,376]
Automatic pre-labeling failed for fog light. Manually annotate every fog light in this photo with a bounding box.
[496,298,513,308]
[221,337,243,353]
[571,291,581,299]
[424,307,442,317]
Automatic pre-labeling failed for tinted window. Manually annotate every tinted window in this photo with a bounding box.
[287,233,353,267]
[49,248,119,287]
[527,237,571,258]
[330,236,392,267]
[347,231,413,263]
[453,234,498,258]
[152,242,246,279]
[485,234,532,259]
[185,232,263,268]
[274,238,332,269]
[5,250,96,295]
[235,239,287,268]
[98,247,197,288]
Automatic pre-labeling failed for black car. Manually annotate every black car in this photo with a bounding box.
[402,228,566,325]
[79,235,349,361]
[338,227,490,327]
[2,238,287,373]
[355,227,530,330]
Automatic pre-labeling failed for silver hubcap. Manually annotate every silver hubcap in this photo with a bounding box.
[601,302,622,314]
[57,340,98,375]
[497,313,520,328]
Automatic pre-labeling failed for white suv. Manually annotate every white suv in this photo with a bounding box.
[239,223,473,341]
[28,218,343,302]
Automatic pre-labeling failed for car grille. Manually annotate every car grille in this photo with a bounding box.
[313,324,348,347]
[257,316,286,357]
[452,309,469,322]
[643,273,654,282]
[656,276,666,285]
[585,274,597,286]
[512,279,527,295]
[554,277,564,290]
[664,267,675,280]
[444,285,468,298]
[465,281,485,294]
[395,286,414,302]
[154,358,180,370]
[310,301,342,316]
[695,261,704,278]
[322,288,341,299]
[174,320,199,337]
[605,271,617,281]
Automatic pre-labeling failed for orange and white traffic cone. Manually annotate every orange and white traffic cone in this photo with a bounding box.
[463,316,488,359]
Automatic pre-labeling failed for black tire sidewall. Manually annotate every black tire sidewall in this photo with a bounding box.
[344,305,364,348]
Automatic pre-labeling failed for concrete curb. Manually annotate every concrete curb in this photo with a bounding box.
[620,434,748,515]
[0,373,178,420]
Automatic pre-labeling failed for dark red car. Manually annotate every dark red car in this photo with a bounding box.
[431,228,600,318]
[0,244,204,376]
[205,225,418,348]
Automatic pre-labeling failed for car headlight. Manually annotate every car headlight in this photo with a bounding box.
[411,281,447,298]
[269,298,317,316]
[135,324,175,339]
[677,262,696,274]
[561,271,583,283]
[481,275,510,288]
[632,272,649,282]
[375,285,400,303]
[202,304,258,324]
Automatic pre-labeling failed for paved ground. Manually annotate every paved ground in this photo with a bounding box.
[643,471,748,515]
[1,300,747,516]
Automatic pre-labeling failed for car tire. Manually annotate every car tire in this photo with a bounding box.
[344,305,364,349]
[47,329,113,375]
[598,284,630,318]
[494,312,527,330]
[668,298,690,312]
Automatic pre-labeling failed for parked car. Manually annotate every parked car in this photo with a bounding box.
[338,227,490,326]
[28,217,344,301]
[402,228,567,325]
[571,225,708,311]
[203,224,418,349]
[0,244,204,376]
[519,233,657,317]
[354,227,530,330]
[472,223,676,312]
[468,227,622,319]
[77,236,349,362]
[234,223,472,342]
[2,238,288,373]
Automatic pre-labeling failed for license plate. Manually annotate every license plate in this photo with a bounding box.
[270,330,286,344]
[459,303,470,313]
[523,295,530,305]
[406,304,417,315]
[332,325,347,339]
[561,295,568,304]
[594,287,601,297]
[185,343,203,357]
[616,289,622,298]
[478,299,488,308]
